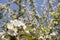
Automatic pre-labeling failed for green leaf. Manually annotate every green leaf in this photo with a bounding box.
[56,18,60,21]
[4,34,9,38]
[20,34,32,40]
[26,26,32,31]
[32,38,38,40]
[57,4,60,11]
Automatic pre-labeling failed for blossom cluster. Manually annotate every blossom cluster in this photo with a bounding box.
[0,0,60,40]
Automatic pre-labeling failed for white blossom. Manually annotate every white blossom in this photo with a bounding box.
[6,23,14,29]
[6,19,27,36]
[46,35,51,39]
[10,19,26,30]
[50,32,56,36]
[38,36,44,40]
[25,30,30,34]
[7,29,17,36]
[6,23,17,36]
[0,31,7,40]
[0,31,5,36]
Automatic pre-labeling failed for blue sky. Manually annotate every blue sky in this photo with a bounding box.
[0,0,43,11]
